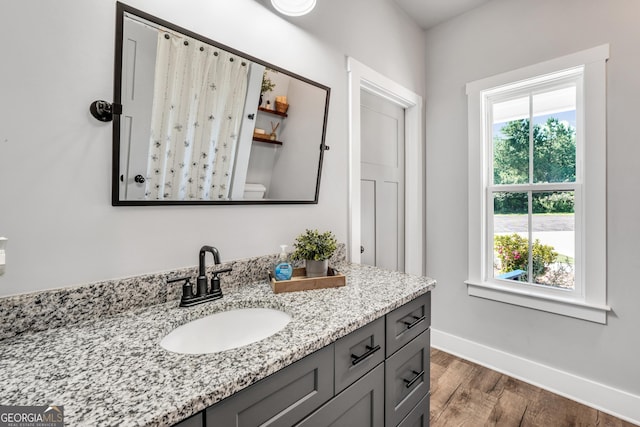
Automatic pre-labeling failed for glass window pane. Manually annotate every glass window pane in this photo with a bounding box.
[531,191,575,289]
[492,97,530,185]
[532,86,577,183]
[493,192,528,281]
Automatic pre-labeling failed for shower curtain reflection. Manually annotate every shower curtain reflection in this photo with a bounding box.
[145,29,249,200]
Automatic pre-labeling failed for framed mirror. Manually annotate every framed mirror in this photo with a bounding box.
[112,3,330,205]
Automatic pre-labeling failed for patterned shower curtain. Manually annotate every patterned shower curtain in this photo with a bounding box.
[145,29,249,200]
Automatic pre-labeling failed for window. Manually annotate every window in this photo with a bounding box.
[465,45,609,323]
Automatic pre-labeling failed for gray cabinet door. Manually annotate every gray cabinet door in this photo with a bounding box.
[385,329,430,427]
[397,393,430,427]
[173,413,203,427]
[205,345,333,427]
[296,363,384,427]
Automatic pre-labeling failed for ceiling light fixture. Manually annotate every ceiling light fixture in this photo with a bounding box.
[270,0,316,16]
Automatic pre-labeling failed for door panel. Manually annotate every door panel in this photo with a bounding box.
[360,179,376,266]
[361,104,399,168]
[378,181,399,271]
[360,90,405,271]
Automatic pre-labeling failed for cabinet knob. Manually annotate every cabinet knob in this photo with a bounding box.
[134,175,146,184]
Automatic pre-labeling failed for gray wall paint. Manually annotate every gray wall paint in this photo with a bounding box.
[269,79,326,200]
[425,0,640,395]
[0,0,426,296]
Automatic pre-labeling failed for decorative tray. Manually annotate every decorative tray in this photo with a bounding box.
[269,267,346,294]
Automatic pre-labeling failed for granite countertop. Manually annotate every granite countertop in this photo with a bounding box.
[0,263,435,426]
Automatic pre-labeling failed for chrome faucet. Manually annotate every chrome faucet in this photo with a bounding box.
[167,245,232,307]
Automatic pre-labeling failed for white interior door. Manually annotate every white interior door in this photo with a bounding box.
[120,17,157,200]
[360,90,405,271]
[348,57,424,276]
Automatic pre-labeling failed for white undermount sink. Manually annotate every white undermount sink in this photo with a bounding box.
[160,308,291,354]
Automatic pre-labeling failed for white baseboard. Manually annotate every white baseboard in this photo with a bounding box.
[431,328,640,425]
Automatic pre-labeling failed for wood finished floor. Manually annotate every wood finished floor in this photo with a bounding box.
[430,348,638,427]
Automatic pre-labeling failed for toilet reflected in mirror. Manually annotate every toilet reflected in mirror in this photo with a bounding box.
[243,183,267,200]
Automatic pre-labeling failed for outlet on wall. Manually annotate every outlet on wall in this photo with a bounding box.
[0,237,7,276]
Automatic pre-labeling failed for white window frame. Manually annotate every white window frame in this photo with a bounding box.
[465,45,610,323]
[485,72,583,300]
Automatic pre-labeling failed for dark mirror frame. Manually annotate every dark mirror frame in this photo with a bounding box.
[111,2,330,206]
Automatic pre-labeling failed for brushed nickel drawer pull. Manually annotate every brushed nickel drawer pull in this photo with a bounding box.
[351,344,381,366]
[403,369,424,388]
[402,315,426,329]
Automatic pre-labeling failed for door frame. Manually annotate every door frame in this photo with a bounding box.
[347,57,424,275]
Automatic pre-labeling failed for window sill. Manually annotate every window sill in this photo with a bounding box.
[465,280,610,324]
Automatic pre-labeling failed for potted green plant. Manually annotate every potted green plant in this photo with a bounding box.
[260,70,276,107]
[290,229,337,277]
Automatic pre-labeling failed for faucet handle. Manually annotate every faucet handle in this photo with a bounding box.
[167,276,194,305]
[212,267,233,276]
[210,267,232,297]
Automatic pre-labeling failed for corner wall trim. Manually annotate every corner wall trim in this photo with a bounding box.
[431,328,640,425]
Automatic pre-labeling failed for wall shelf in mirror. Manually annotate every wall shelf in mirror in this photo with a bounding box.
[258,107,288,118]
[253,135,283,145]
[111,2,330,205]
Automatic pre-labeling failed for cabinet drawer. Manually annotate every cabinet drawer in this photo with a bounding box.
[397,392,430,427]
[296,363,384,427]
[334,316,385,393]
[386,292,431,357]
[205,345,333,427]
[385,330,430,427]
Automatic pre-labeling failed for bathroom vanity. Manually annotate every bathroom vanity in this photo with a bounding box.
[178,293,430,427]
[0,260,435,426]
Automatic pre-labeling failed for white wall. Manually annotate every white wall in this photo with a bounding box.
[425,0,640,402]
[245,73,326,200]
[0,0,425,296]
[269,79,326,199]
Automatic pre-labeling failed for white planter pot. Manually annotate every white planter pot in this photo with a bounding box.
[305,259,328,277]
